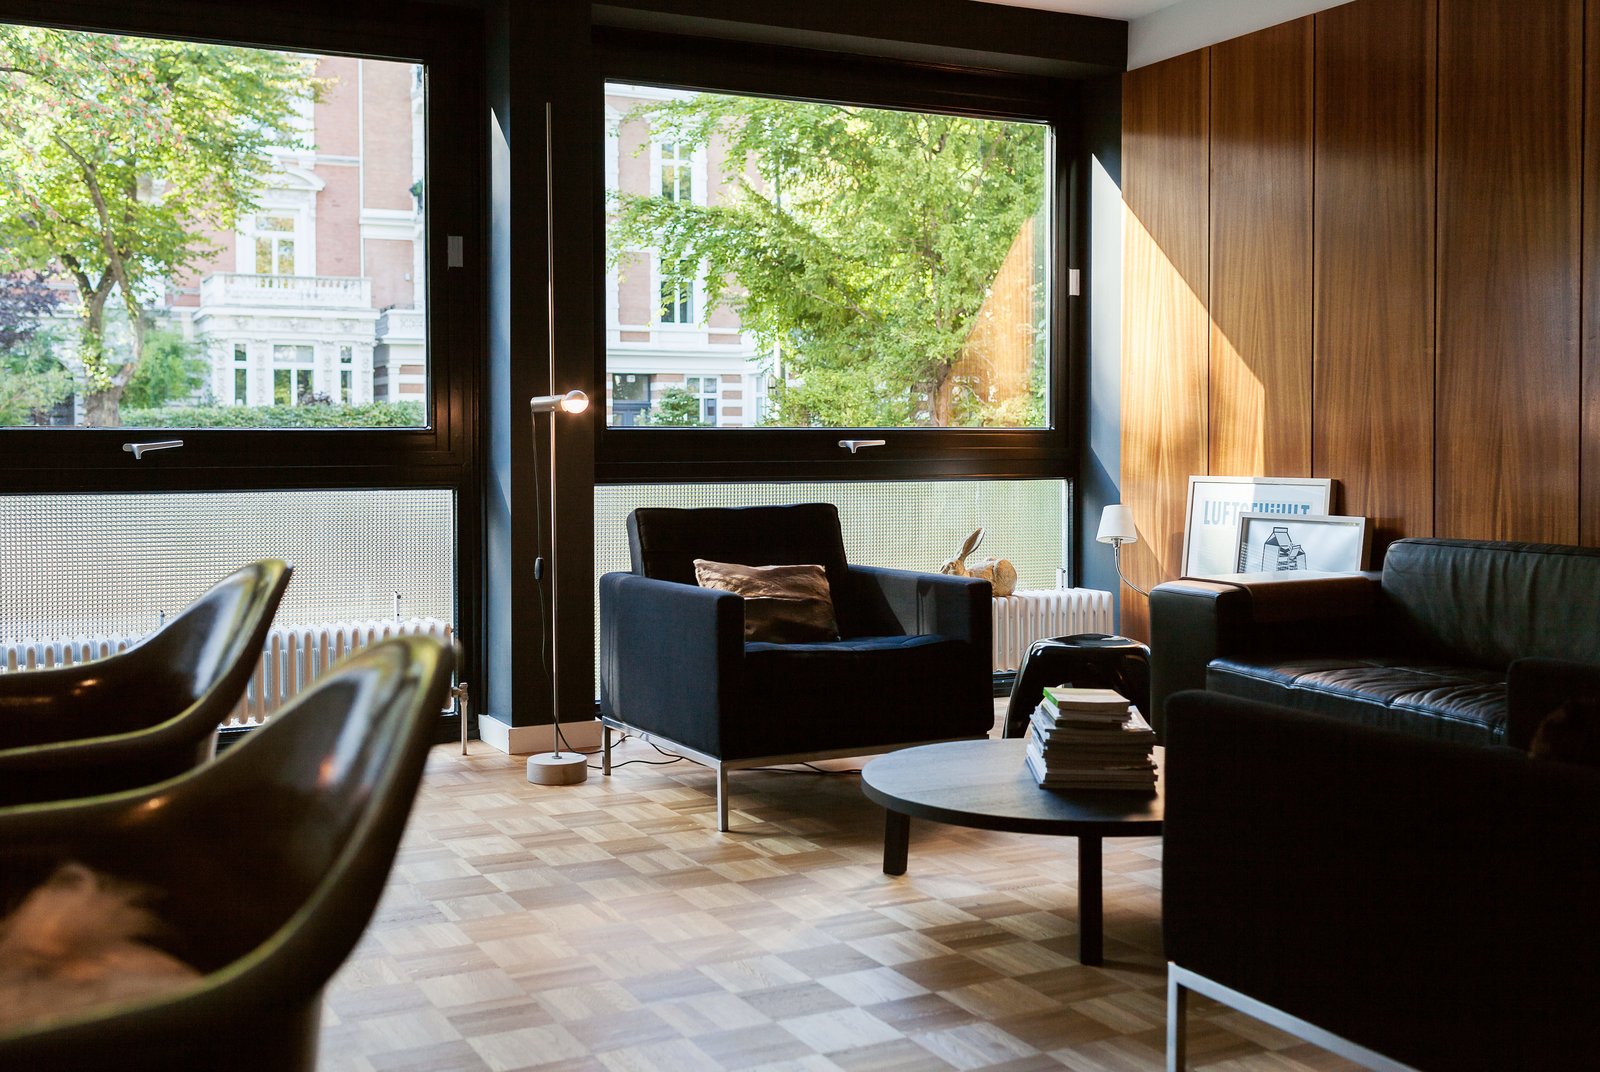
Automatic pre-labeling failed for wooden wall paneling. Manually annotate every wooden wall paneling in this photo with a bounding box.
[1585,0,1600,546]
[1435,0,1582,543]
[1312,0,1435,557]
[1120,49,1210,639]
[1207,17,1314,479]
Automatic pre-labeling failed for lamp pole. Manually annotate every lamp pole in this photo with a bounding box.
[526,389,590,785]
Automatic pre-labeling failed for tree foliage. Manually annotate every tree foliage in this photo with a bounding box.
[0,26,321,425]
[644,386,704,426]
[121,325,207,409]
[0,270,72,425]
[607,95,1046,428]
[119,401,425,428]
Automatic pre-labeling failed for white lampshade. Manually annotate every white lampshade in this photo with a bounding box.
[1096,504,1138,545]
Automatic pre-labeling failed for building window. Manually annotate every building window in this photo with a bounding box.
[339,345,354,403]
[685,375,718,424]
[660,140,692,202]
[272,344,315,405]
[232,344,249,405]
[250,214,297,276]
[610,373,652,427]
[658,263,693,325]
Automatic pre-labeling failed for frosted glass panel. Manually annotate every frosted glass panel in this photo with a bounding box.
[0,490,454,642]
[595,480,1067,589]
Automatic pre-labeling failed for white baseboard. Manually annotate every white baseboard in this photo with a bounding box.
[477,714,603,755]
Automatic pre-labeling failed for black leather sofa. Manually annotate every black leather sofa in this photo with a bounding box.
[1163,689,1600,1071]
[1149,537,1600,746]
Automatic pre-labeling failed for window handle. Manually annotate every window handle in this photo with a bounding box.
[122,439,184,460]
[839,439,886,454]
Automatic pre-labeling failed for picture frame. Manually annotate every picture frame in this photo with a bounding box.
[1181,476,1334,579]
[1233,513,1372,574]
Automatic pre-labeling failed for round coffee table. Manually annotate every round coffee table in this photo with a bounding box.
[860,738,1163,966]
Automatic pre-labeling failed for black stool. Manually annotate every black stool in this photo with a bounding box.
[1002,633,1152,739]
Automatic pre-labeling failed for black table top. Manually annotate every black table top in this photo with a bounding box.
[860,738,1164,837]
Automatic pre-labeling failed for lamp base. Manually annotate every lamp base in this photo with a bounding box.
[526,750,588,785]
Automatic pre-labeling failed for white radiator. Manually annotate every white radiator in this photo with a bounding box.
[0,618,453,728]
[991,589,1115,671]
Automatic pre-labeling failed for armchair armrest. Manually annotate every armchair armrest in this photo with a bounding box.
[1149,574,1380,730]
[848,565,990,646]
[1506,657,1600,751]
[598,572,745,756]
[0,657,155,749]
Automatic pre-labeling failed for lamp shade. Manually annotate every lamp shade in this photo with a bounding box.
[1096,504,1138,545]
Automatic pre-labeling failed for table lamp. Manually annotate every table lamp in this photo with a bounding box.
[1096,504,1150,596]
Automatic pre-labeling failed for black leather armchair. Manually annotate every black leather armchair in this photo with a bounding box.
[0,635,456,1070]
[1164,688,1600,1071]
[0,559,292,806]
[599,503,993,830]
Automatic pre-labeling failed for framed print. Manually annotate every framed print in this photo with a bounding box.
[1182,476,1333,579]
[1234,513,1371,574]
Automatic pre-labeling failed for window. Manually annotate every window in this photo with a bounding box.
[232,344,250,405]
[272,345,316,405]
[250,215,298,276]
[338,345,354,403]
[658,262,694,325]
[685,375,718,424]
[610,373,652,426]
[0,23,439,433]
[659,140,692,202]
[0,3,480,741]
[602,80,1054,435]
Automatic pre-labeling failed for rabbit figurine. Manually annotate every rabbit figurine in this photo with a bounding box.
[940,527,1018,597]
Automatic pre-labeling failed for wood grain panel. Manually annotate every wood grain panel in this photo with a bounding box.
[1121,50,1211,640]
[1313,0,1435,558]
[1436,0,1582,542]
[1208,18,1313,479]
[1585,0,1600,546]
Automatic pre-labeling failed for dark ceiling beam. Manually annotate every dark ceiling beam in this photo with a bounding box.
[592,0,1128,77]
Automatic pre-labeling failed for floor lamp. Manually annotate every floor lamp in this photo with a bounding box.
[526,388,590,786]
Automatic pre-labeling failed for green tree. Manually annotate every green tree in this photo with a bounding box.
[607,95,1046,428]
[0,270,73,425]
[0,26,321,425]
[1,330,73,426]
[643,386,704,426]
[121,325,207,409]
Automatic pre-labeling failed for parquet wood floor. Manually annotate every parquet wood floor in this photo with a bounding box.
[319,705,1361,1072]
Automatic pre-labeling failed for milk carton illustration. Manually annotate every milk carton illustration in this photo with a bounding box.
[1262,526,1307,571]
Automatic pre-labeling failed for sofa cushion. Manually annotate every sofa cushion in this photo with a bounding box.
[1208,655,1506,745]
[727,634,992,759]
[1381,539,1600,670]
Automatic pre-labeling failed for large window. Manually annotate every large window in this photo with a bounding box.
[603,82,1053,433]
[0,4,480,736]
[0,23,432,433]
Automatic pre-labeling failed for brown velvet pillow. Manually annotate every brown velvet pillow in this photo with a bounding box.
[693,559,840,643]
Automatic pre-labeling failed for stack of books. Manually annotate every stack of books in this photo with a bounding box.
[1024,685,1157,790]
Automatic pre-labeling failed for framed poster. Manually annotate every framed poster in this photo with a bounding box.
[1182,476,1333,579]
[1234,513,1371,574]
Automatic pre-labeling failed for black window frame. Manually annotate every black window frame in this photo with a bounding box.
[0,0,481,494]
[593,29,1083,486]
[0,0,484,744]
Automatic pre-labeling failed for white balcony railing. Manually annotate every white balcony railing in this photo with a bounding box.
[199,273,373,310]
